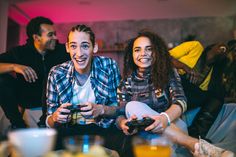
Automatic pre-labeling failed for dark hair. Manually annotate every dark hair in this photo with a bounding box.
[67,24,95,47]
[123,30,173,89]
[227,39,236,53]
[26,16,53,43]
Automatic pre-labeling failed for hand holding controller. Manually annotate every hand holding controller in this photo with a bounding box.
[125,117,155,133]
[61,105,88,115]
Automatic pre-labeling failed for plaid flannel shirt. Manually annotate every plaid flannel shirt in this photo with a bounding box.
[47,56,121,128]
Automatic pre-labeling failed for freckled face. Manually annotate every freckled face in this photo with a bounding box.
[66,31,96,74]
[133,36,153,70]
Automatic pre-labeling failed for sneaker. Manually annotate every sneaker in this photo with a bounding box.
[194,138,234,157]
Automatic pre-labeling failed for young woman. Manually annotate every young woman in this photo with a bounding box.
[116,30,234,157]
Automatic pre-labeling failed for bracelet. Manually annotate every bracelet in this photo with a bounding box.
[160,112,171,126]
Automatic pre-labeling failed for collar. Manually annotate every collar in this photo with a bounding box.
[66,57,95,79]
[134,69,151,80]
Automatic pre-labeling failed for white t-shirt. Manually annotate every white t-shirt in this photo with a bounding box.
[70,75,96,125]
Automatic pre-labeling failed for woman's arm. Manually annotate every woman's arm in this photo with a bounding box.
[145,70,186,133]
[169,69,188,114]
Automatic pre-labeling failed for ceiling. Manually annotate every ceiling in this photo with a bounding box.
[8,0,236,25]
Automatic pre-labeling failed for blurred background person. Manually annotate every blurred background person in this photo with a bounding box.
[0,16,70,129]
[170,41,229,139]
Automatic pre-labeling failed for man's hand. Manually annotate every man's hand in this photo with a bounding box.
[185,67,200,84]
[171,56,200,84]
[80,102,104,118]
[13,64,38,83]
[51,103,71,123]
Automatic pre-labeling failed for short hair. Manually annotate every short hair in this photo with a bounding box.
[26,16,53,42]
[67,24,95,47]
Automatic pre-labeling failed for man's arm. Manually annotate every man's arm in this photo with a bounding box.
[145,69,187,133]
[98,105,119,118]
[169,41,204,69]
[0,63,15,74]
[99,58,121,118]
[0,63,38,82]
[171,57,200,84]
[82,104,119,118]
[171,57,192,73]
[46,68,68,128]
[170,41,204,83]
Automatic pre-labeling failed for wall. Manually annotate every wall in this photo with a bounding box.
[7,18,20,51]
[18,16,236,73]
[19,16,236,46]
[0,0,8,53]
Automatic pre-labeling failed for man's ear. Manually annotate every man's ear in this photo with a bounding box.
[93,43,98,54]
[33,34,40,42]
[65,42,70,53]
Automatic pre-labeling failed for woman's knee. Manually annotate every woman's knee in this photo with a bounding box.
[125,101,146,111]
[125,101,147,118]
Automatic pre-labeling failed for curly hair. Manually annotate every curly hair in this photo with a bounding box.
[26,16,53,43]
[123,30,173,89]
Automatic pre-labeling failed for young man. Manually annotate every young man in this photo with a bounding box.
[169,41,229,138]
[46,24,123,153]
[0,16,70,128]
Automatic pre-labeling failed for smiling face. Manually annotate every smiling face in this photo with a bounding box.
[66,31,97,74]
[36,24,57,51]
[133,36,153,70]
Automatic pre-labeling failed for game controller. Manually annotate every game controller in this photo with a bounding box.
[60,105,91,127]
[61,105,88,115]
[125,117,155,133]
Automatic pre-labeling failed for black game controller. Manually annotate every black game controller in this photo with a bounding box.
[61,105,87,115]
[126,117,155,133]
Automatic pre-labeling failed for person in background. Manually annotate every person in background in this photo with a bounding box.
[169,40,230,139]
[0,16,70,129]
[46,24,123,156]
[116,30,234,157]
[223,39,236,101]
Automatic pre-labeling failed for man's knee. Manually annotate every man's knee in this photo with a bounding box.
[0,74,17,93]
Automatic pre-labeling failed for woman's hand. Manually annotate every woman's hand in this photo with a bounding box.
[144,115,168,133]
[119,115,138,135]
[51,103,71,123]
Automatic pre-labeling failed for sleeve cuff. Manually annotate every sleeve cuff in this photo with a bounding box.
[45,115,52,128]
[176,100,187,113]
